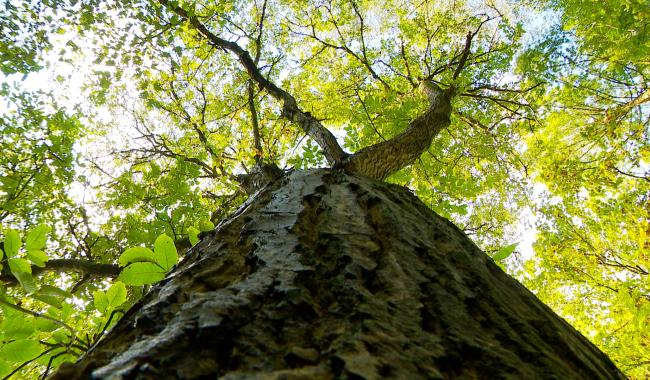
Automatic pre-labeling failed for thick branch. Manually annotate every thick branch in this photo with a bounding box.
[342,81,453,180]
[0,259,120,286]
[452,32,473,80]
[248,81,263,163]
[159,0,347,164]
[235,161,284,194]
[341,29,476,180]
[604,89,650,123]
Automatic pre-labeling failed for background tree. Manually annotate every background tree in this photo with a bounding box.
[516,0,649,371]
[0,0,647,378]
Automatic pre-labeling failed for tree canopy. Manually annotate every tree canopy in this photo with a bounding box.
[0,0,647,378]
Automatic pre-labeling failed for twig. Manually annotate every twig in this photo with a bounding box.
[0,298,75,335]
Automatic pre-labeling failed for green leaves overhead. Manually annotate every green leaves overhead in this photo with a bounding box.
[551,0,649,65]
[3,229,21,258]
[118,234,179,285]
[493,243,518,261]
[0,339,42,363]
[0,0,647,377]
[94,281,127,314]
[511,2,650,374]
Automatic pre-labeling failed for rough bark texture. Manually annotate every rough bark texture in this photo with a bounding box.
[53,169,625,379]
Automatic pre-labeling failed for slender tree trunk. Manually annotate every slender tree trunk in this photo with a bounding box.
[53,169,625,379]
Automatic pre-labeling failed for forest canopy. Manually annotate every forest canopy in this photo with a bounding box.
[0,0,648,378]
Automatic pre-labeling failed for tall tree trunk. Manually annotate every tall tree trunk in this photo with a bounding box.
[53,169,625,379]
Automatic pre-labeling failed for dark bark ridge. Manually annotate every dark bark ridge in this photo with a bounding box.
[53,169,625,379]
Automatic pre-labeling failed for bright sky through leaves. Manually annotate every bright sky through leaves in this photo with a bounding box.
[0,0,648,377]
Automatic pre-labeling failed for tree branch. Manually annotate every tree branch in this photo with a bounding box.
[611,166,650,182]
[604,88,650,124]
[0,259,120,286]
[252,0,268,64]
[248,81,263,163]
[0,298,76,335]
[452,32,473,80]
[159,0,347,164]
[342,81,454,180]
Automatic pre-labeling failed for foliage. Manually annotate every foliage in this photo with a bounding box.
[0,0,647,377]
[515,0,649,374]
[118,234,178,285]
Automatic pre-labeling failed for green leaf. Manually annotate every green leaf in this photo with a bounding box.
[93,290,109,313]
[154,234,178,271]
[0,313,35,340]
[37,285,72,299]
[15,273,37,293]
[8,258,37,293]
[34,317,58,332]
[188,226,200,246]
[25,224,51,251]
[61,302,73,320]
[51,329,70,344]
[0,360,10,378]
[32,294,62,309]
[32,285,68,307]
[4,229,21,257]
[493,243,518,261]
[8,257,31,274]
[118,262,166,285]
[119,246,156,267]
[0,340,42,362]
[106,281,127,309]
[198,219,214,232]
[26,249,49,267]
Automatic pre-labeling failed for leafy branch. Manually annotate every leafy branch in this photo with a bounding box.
[0,298,75,335]
[158,0,347,164]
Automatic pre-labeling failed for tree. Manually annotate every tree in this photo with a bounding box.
[0,0,647,378]
[52,169,626,379]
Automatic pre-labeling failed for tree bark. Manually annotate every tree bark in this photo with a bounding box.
[53,169,625,379]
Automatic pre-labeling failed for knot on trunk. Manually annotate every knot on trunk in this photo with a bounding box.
[235,162,285,195]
